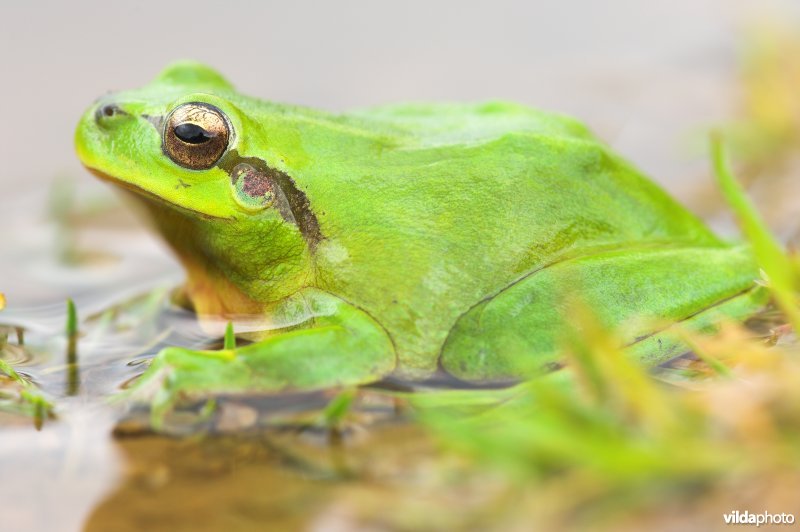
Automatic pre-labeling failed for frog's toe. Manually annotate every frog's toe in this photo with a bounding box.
[124,347,179,399]
[122,346,249,428]
[148,376,181,431]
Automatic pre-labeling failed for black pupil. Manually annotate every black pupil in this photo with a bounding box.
[174,123,212,144]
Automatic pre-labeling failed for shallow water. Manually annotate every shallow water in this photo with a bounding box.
[0,277,420,530]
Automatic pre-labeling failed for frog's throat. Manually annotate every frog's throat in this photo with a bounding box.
[88,166,313,315]
[177,253,266,317]
[87,167,262,315]
[122,187,268,316]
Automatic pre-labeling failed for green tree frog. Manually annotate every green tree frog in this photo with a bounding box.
[75,62,765,405]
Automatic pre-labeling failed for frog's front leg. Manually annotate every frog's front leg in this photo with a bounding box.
[130,288,396,422]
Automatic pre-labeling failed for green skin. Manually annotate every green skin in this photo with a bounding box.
[75,62,766,408]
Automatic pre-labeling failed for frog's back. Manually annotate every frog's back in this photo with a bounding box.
[349,100,597,147]
[299,101,726,376]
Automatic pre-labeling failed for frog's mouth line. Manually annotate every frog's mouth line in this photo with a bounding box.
[85,166,232,221]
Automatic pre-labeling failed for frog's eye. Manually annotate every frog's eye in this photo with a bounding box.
[163,102,230,169]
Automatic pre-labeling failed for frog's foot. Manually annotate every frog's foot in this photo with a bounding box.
[122,347,248,430]
[124,289,396,431]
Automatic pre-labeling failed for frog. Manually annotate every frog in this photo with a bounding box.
[74,62,766,410]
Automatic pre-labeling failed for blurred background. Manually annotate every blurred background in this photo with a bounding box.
[2,0,800,311]
[3,1,800,530]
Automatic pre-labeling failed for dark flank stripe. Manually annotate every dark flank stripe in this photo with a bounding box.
[217,150,324,250]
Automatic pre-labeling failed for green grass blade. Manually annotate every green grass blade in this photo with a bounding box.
[710,134,800,332]
[224,321,236,350]
[66,298,78,337]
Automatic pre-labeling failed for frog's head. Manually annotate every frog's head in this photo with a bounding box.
[76,62,318,314]
[76,61,272,219]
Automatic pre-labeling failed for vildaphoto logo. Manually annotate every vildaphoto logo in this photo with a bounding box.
[723,510,795,526]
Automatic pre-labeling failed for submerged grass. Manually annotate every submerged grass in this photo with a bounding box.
[0,293,54,428]
[0,358,54,430]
